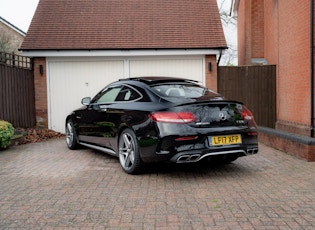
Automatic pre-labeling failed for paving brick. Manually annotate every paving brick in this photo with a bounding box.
[0,138,315,229]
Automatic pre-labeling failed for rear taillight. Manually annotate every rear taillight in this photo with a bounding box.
[240,106,258,128]
[175,136,198,141]
[241,107,254,121]
[248,131,258,136]
[149,112,196,124]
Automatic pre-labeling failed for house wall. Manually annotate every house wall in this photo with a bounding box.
[237,0,264,65]
[238,0,313,136]
[0,21,24,54]
[275,0,311,136]
[264,0,279,65]
[251,0,265,61]
[237,0,251,65]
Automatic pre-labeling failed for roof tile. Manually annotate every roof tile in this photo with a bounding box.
[21,0,227,50]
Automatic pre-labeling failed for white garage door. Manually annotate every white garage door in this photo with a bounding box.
[47,57,204,133]
[129,58,204,83]
[48,60,124,132]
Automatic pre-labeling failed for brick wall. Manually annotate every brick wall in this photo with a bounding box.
[238,0,313,136]
[33,57,48,128]
[264,0,279,65]
[275,0,310,135]
[251,0,264,59]
[237,0,264,65]
[205,55,218,91]
[237,0,250,65]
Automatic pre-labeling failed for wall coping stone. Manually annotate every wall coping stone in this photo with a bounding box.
[259,126,315,146]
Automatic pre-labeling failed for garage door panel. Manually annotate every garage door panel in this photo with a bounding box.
[130,59,204,83]
[48,60,124,132]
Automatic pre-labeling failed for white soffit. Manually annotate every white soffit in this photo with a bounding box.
[23,49,221,57]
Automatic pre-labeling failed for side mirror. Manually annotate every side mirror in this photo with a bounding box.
[81,97,91,105]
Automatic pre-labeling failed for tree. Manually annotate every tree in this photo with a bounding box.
[0,34,12,63]
[0,33,11,53]
[217,0,237,66]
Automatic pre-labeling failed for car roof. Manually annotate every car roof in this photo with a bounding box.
[119,76,200,86]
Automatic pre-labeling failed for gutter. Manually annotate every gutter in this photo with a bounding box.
[311,0,314,137]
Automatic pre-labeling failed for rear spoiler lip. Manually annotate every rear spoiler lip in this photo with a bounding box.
[172,99,244,107]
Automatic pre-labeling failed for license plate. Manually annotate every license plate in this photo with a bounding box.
[210,134,242,146]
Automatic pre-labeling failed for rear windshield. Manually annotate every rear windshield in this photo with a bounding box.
[150,84,219,98]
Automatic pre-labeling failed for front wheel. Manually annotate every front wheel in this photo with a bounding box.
[118,129,143,174]
[66,120,79,150]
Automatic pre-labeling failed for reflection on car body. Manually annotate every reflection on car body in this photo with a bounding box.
[66,77,258,174]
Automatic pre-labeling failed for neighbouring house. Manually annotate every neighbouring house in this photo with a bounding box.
[20,0,227,133]
[232,0,315,161]
[0,17,26,54]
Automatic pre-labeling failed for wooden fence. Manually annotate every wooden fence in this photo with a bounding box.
[0,52,35,128]
[218,65,276,128]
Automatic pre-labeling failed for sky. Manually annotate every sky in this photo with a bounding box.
[0,0,39,33]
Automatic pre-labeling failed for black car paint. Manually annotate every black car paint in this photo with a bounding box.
[66,77,258,164]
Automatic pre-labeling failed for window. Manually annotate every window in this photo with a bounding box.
[96,86,122,103]
[115,86,142,102]
[151,84,208,98]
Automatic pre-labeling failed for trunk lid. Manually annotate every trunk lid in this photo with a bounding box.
[171,101,256,128]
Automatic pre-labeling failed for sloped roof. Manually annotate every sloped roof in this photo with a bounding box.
[21,0,227,51]
[0,17,26,36]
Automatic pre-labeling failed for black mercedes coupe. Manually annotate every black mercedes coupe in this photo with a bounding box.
[66,77,258,174]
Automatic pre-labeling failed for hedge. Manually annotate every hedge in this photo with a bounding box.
[0,120,14,149]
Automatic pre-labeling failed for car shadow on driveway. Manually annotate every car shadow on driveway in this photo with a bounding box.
[86,147,257,177]
[145,160,255,176]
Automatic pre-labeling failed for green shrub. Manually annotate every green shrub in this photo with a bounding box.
[0,120,14,149]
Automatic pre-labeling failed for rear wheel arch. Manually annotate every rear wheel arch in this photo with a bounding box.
[117,125,129,148]
[117,125,141,147]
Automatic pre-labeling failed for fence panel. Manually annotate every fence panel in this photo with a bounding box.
[218,65,276,128]
[0,52,35,128]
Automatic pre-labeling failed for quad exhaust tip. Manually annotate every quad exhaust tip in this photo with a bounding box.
[246,148,258,155]
[177,154,201,163]
[174,149,251,163]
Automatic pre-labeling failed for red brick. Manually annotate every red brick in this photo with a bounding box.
[237,0,313,135]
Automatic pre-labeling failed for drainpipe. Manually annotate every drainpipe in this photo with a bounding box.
[311,0,314,137]
[217,49,223,66]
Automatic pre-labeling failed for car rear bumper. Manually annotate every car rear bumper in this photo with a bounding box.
[139,139,258,163]
[169,146,258,163]
[137,123,258,163]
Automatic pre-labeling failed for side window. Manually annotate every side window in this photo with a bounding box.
[115,86,142,102]
[96,86,122,103]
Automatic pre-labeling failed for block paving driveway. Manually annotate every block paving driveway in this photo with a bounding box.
[0,138,315,229]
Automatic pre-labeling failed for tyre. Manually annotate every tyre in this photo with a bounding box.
[118,128,143,174]
[66,120,79,150]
